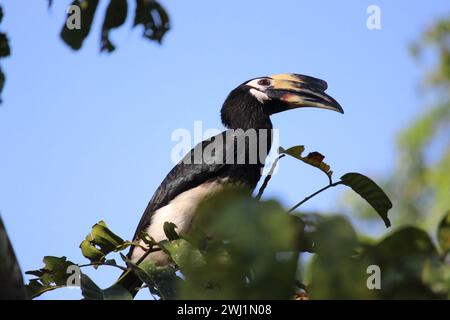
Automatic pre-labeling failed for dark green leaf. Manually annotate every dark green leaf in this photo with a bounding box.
[308,216,379,299]
[367,227,441,299]
[60,0,99,50]
[178,189,299,299]
[0,32,10,58]
[159,239,205,270]
[341,172,392,227]
[80,273,132,300]
[121,254,180,300]
[163,222,179,241]
[134,0,170,43]
[101,0,128,52]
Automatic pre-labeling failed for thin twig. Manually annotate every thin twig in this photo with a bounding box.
[288,181,343,213]
[78,262,128,271]
[116,245,162,284]
[256,154,285,200]
[135,246,162,266]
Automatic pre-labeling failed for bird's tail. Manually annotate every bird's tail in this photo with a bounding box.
[116,269,143,298]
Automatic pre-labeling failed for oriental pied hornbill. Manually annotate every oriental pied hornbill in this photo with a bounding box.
[120,73,343,295]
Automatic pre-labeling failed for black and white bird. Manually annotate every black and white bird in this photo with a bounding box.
[120,73,343,295]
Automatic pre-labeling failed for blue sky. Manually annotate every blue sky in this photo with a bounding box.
[0,0,448,299]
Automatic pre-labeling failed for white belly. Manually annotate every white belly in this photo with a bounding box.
[131,180,225,264]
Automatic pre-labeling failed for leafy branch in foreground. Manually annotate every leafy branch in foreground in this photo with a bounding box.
[24,198,450,300]
[260,146,392,227]
[24,144,449,300]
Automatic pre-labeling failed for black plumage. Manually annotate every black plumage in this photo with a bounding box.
[119,73,343,296]
[131,85,273,242]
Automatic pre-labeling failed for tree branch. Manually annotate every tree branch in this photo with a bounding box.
[256,154,285,200]
[288,181,343,213]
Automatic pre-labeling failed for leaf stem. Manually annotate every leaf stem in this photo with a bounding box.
[288,180,343,213]
[78,262,128,271]
[256,154,285,200]
[115,245,162,285]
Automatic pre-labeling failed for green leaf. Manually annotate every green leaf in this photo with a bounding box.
[80,221,129,264]
[278,145,305,160]
[134,0,170,43]
[101,0,128,52]
[121,254,180,300]
[80,273,132,300]
[422,258,450,298]
[80,240,105,265]
[159,239,206,270]
[178,189,299,299]
[341,172,392,227]
[375,226,438,259]
[25,256,76,299]
[367,227,440,299]
[163,222,180,241]
[60,0,100,50]
[279,146,333,179]
[437,211,450,255]
[308,216,376,299]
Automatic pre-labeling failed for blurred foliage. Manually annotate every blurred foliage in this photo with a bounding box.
[57,0,170,52]
[0,5,11,104]
[24,148,448,300]
[344,17,450,231]
[24,193,449,300]
[0,1,170,102]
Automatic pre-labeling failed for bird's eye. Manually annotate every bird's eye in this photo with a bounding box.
[257,79,271,86]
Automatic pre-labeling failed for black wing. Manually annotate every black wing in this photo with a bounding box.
[130,130,241,243]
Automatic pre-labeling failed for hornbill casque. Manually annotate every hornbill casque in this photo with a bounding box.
[119,73,343,296]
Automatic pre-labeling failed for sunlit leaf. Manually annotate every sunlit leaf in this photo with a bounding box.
[279,146,333,179]
[80,221,130,264]
[341,172,392,227]
[278,146,305,160]
[80,239,105,265]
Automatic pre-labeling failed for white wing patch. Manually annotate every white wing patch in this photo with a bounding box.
[131,180,226,265]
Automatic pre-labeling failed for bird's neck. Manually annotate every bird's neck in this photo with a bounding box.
[221,90,273,131]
